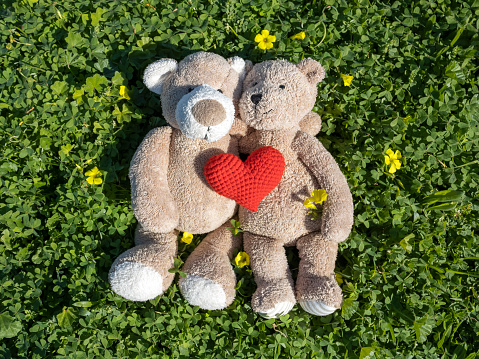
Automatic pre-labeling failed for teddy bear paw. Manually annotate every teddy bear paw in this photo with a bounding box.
[299,300,337,316]
[257,301,295,319]
[179,274,228,310]
[109,261,164,301]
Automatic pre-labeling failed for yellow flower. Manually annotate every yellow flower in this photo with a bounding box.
[311,189,328,204]
[85,166,102,185]
[181,232,193,244]
[384,149,402,174]
[254,30,276,50]
[119,86,130,100]
[235,251,250,267]
[335,272,343,286]
[340,74,353,86]
[303,198,317,210]
[303,189,328,209]
[290,31,306,40]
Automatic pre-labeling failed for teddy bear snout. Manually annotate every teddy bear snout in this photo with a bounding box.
[191,99,226,127]
[175,84,235,142]
[251,93,262,105]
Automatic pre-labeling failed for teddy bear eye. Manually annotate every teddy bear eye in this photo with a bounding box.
[217,89,223,94]
[279,85,285,89]
[187,87,194,93]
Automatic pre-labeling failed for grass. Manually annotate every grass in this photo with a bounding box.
[0,0,478,358]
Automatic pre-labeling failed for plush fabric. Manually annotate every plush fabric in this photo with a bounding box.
[109,228,178,300]
[109,52,248,303]
[143,58,178,95]
[239,59,319,131]
[175,84,235,142]
[129,126,178,234]
[160,52,245,129]
[167,130,238,233]
[204,146,285,212]
[236,58,354,317]
[243,232,296,315]
[179,218,242,309]
[298,111,322,136]
[291,132,354,243]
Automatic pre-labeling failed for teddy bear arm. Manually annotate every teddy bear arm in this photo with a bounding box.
[293,131,354,243]
[299,111,322,137]
[129,126,179,233]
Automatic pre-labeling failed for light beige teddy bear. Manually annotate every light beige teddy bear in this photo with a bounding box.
[108,52,249,308]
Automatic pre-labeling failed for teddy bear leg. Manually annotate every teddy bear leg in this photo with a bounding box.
[179,220,242,310]
[243,232,296,319]
[108,225,178,301]
[296,232,342,316]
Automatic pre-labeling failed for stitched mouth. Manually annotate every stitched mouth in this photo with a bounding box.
[263,109,273,115]
[204,126,211,140]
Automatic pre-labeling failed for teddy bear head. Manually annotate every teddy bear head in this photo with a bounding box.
[239,58,325,131]
[143,52,247,142]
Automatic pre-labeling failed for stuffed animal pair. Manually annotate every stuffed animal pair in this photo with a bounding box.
[108,52,354,318]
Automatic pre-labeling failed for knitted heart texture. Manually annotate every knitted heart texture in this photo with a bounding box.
[204,146,285,212]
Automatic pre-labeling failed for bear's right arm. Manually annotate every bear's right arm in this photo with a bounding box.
[129,126,179,233]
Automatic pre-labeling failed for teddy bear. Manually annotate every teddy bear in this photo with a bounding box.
[231,58,354,318]
[108,52,251,308]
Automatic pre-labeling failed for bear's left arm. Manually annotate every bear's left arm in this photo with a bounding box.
[292,131,354,243]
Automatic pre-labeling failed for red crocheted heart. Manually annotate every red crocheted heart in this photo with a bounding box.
[204,146,285,212]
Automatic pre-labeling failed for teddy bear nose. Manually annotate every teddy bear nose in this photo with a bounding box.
[191,99,226,127]
[251,94,262,105]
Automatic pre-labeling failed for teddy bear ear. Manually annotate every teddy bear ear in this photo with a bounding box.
[227,56,252,82]
[143,58,178,95]
[297,58,326,84]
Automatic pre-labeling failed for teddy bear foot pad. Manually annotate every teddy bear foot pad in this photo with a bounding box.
[257,301,295,319]
[109,261,164,301]
[299,300,337,316]
[179,274,228,310]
